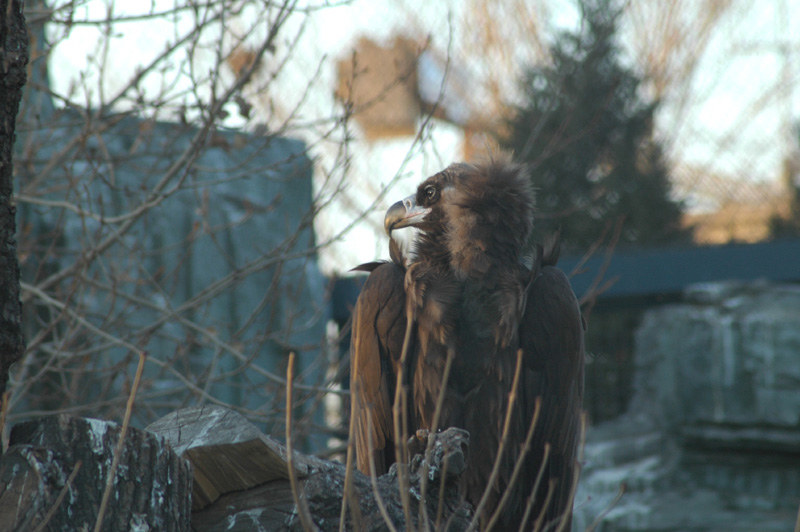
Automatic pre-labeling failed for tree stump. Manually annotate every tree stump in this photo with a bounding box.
[0,414,192,531]
[147,405,312,512]
[148,405,474,531]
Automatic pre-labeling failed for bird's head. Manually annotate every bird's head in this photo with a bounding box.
[384,164,460,237]
[384,152,534,278]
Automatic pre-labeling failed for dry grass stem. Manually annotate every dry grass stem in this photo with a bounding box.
[366,413,399,532]
[286,352,318,532]
[418,346,456,531]
[392,305,416,531]
[531,479,556,532]
[465,349,525,532]
[32,460,83,532]
[339,379,358,532]
[0,391,9,453]
[553,412,587,532]
[92,350,146,532]
[794,501,800,532]
[517,443,551,532]
[586,482,626,532]
[485,397,543,531]
[433,450,450,530]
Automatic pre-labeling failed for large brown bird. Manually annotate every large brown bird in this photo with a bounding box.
[349,153,584,530]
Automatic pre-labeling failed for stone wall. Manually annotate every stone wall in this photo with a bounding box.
[574,281,800,531]
[14,109,329,449]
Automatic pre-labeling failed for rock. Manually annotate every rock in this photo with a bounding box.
[631,281,800,434]
[575,281,800,532]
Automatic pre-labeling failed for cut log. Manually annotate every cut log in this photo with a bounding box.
[0,414,192,532]
[146,405,311,511]
[148,406,474,531]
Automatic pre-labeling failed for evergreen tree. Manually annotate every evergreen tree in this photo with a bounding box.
[505,0,685,252]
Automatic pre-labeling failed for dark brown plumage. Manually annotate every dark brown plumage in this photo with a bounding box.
[350,153,585,530]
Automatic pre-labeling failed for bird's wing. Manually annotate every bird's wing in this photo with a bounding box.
[350,261,409,476]
[519,264,585,529]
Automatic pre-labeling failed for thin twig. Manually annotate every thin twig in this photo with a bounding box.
[418,346,456,531]
[485,397,543,531]
[32,461,83,532]
[531,480,557,532]
[392,304,416,531]
[577,216,623,317]
[465,349,525,532]
[92,350,146,532]
[340,371,358,532]
[23,0,297,302]
[517,443,552,532]
[366,413,399,532]
[585,482,626,532]
[795,499,800,532]
[433,451,450,531]
[285,352,318,532]
[0,391,9,453]
[553,412,587,532]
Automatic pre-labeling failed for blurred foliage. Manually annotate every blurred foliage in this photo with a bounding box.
[505,0,687,253]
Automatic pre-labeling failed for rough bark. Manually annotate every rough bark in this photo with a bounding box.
[0,415,192,532]
[0,0,27,396]
[148,406,474,531]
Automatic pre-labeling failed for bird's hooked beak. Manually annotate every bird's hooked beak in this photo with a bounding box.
[384,193,431,235]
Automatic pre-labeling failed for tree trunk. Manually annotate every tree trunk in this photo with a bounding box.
[0,414,193,531]
[0,0,27,396]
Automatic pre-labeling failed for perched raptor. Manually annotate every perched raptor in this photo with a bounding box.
[349,153,585,530]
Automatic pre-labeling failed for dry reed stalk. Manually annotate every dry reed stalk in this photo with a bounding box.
[286,352,318,532]
[465,349,525,532]
[366,413,399,532]
[92,350,146,532]
[32,460,83,532]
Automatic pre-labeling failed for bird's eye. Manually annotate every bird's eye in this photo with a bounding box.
[424,185,438,201]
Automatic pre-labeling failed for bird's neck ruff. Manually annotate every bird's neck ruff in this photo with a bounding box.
[409,230,451,271]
